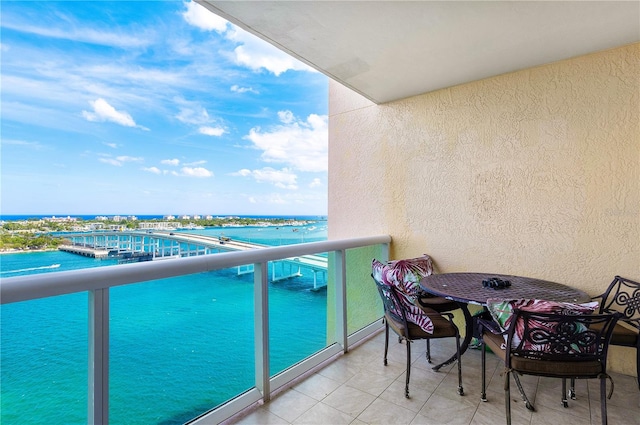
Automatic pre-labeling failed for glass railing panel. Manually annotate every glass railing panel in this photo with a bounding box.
[345,245,386,334]
[1,293,88,425]
[268,256,328,376]
[325,245,386,338]
[109,268,255,424]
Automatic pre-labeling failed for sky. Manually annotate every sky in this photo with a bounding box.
[0,1,329,217]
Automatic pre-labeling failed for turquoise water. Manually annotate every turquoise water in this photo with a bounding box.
[1,224,328,424]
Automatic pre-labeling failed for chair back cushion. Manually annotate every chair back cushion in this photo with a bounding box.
[487,298,598,349]
[372,255,435,333]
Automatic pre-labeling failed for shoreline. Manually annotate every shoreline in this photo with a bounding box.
[0,248,57,255]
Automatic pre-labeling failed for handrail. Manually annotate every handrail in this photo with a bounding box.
[1,235,391,304]
[1,234,391,424]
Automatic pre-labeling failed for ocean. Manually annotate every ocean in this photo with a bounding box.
[0,223,328,424]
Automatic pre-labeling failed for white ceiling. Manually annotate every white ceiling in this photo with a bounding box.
[198,1,640,104]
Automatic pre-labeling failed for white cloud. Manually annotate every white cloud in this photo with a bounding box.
[233,167,297,190]
[181,2,314,76]
[227,26,315,76]
[182,1,228,33]
[278,110,294,124]
[199,126,226,137]
[98,155,143,167]
[1,138,44,149]
[82,98,146,129]
[116,155,143,163]
[142,166,161,174]
[103,142,118,149]
[245,111,327,172]
[161,158,180,166]
[1,19,151,49]
[179,166,213,178]
[309,178,322,188]
[175,102,211,125]
[99,157,123,167]
[231,84,258,94]
[184,160,206,166]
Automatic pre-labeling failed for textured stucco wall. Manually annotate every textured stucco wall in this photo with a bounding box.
[328,43,639,375]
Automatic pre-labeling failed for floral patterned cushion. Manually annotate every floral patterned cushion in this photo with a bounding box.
[486,298,599,351]
[372,255,435,333]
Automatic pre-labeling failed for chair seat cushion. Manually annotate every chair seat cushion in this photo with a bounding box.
[482,330,603,377]
[417,295,460,313]
[386,312,457,339]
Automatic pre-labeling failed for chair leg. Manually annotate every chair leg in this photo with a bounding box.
[569,378,576,400]
[481,338,487,402]
[636,341,640,390]
[405,339,412,398]
[600,375,608,425]
[455,333,464,396]
[562,378,569,408]
[504,369,512,425]
[383,322,389,366]
[426,339,431,363]
[513,373,535,411]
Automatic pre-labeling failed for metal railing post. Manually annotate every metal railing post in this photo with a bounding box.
[254,262,270,401]
[88,288,109,425]
[334,250,348,352]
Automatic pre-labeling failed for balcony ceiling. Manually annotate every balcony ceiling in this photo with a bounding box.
[198,1,640,104]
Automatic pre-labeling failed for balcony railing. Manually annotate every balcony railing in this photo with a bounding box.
[1,235,390,424]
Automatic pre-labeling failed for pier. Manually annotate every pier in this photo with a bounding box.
[59,230,328,289]
[59,245,110,258]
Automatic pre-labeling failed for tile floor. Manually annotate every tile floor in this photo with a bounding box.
[226,332,640,424]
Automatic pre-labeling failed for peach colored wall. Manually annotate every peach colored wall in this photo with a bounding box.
[328,43,639,375]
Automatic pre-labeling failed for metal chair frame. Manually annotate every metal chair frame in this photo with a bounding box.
[372,274,464,398]
[480,309,620,425]
[592,275,640,390]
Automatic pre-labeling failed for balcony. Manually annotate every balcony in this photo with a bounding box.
[5,235,639,425]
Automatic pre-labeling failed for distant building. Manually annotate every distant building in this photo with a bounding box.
[139,222,178,230]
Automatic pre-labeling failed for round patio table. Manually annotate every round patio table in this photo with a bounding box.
[419,272,591,370]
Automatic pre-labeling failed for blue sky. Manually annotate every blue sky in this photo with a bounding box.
[0,1,328,216]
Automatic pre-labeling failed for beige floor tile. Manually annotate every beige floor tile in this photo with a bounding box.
[293,372,342,401]
[317,359,360,384]
[292,402,355,425]
[470,390,532,425]
[231,407,290,425]
[345,368,398,397]
[416,392,478,425]
[264,389,317,423]
[378,372,441,412]
[322,384,377,417]
[533,378,591,420]
[357,397,418,425]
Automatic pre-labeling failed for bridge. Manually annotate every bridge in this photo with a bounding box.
[59,230,328,289]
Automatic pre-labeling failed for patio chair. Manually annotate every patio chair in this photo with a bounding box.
[372,272,463,398]
[591,275,640,390]
[479,309,621,425]
[371,255,461,363]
